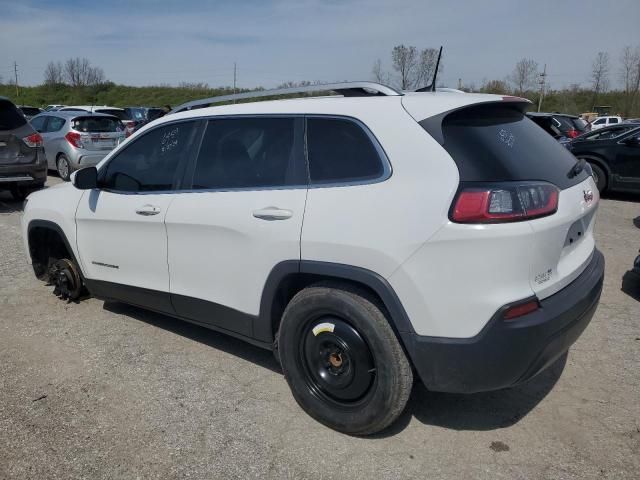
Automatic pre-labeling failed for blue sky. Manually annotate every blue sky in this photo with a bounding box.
[1,0,639,89]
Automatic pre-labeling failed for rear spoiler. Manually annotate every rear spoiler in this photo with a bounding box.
[420,98,531,145]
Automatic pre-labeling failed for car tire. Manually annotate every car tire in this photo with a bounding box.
[277,283,413,435]
[57,154,72,181]
[587,162,606,193]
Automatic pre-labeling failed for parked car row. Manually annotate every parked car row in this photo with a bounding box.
[526,109,640,194]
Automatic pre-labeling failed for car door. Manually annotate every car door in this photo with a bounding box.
[41,115,66,168]
[614,128,640,189]
[165,116,307,338]
[75,119,202,313]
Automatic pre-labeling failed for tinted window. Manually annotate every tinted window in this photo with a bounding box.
[0,99,27,130]
[95,109,127,120]
[307,117,384,184]
[593,118,605,125]
[46,116,65,132]
[20,107,41,116]
[426,104,588,190]
[72,116,123,133]
[102,121,198,192]
[30,116,47,132]
[609,118,619,124]
[192,117,301,189]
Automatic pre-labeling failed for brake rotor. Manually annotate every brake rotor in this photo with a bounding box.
[48,258,83,301]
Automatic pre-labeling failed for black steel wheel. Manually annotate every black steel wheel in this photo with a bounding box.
[278,284,413,435]
[300,316,376,406]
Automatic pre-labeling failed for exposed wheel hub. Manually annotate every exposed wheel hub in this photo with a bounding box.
[48,259,82,301]
[301,317,375,403]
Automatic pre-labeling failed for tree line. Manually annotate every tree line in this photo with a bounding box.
[1,46,639,117]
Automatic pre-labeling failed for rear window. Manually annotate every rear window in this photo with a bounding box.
[307,117,386,184]
[422,104,588,190]
[20,107,41,116]
[72,116,123,133]
[572,118,588,131]
[0,100,27,130]
[95,109,127,120]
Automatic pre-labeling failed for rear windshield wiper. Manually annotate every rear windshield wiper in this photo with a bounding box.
[567,158,588,179]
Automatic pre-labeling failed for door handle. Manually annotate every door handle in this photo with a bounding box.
[135,204,161,216]
[252,207,293,221]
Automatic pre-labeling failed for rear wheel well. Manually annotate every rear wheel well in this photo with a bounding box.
[270,273,397,340]
[28,226,73,280]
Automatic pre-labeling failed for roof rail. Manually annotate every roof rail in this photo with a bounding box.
[170,81,402,114]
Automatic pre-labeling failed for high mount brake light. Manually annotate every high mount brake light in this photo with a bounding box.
[452,182,559,223]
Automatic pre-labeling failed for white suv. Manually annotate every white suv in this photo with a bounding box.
[22,82,605,435]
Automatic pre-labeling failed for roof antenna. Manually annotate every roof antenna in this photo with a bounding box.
[416,46,443,92]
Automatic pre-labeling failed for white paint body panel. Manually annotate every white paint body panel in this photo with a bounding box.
[165,188,306,316]
[75,190,174,292]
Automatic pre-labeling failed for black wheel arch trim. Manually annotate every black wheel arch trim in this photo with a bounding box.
[27,219,86,280]
[256,260,415,344]
[576,154,611,176]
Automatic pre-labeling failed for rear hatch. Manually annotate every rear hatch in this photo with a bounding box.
[0,99,38,165]
[71,115,125,151]
[409,98,597,300]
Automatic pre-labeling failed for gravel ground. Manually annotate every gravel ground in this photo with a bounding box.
[1,176,639,479]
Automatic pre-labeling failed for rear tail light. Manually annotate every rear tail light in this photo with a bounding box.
[566,129,580,138]
[22,133,43,148]
[452,182,559,223]
[65,131,83,148]
[503,298,540,320]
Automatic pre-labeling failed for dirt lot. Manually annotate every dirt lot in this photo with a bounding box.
[1,176,639,479]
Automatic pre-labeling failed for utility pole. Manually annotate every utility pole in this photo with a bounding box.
[458,78,462,90]
[537,64,547,112]
[233,62,237,104]
[13,61,19,100]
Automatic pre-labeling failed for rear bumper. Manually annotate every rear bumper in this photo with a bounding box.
[403,248,605,393]
[0,162,47,187]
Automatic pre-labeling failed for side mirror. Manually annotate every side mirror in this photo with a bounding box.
[72,167,98,190]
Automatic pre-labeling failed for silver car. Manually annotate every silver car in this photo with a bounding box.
[29,111,125,181]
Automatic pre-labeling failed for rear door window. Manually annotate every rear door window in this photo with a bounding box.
[422,104,589,190]
[191,117,304,189]
[609,118,619,124]
[0,99,27,130]
[46,116,65,132]
[306,117,387,184]
[30,116,47,132]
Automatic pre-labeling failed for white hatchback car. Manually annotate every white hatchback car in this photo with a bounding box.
[22,82,604,435]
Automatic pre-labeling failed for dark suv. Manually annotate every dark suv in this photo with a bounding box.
[527,112,588,140]
[0,97,46,200]
[568,123,640,193]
